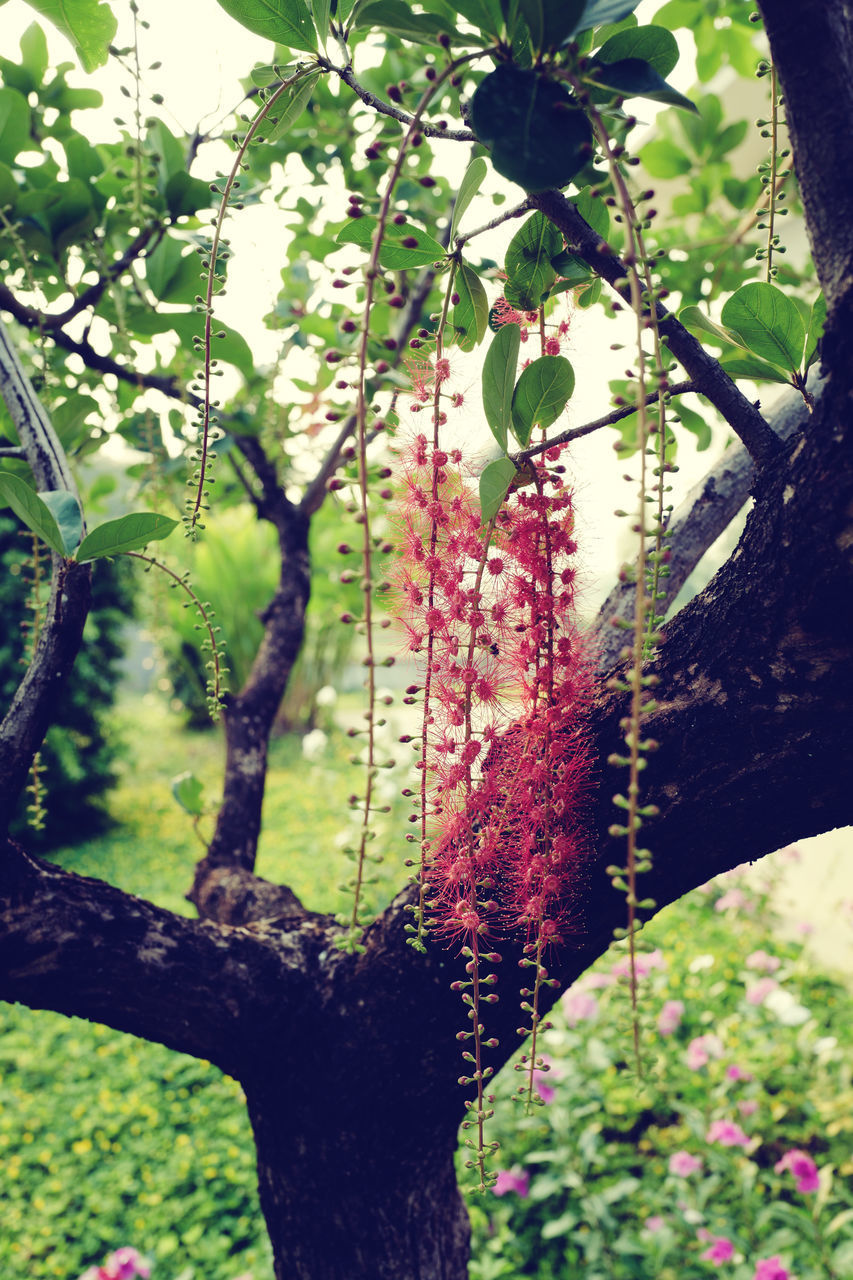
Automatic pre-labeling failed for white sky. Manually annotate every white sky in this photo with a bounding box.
[3,0,753,604]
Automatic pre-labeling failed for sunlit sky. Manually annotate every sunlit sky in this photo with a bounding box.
[3,0,765,603]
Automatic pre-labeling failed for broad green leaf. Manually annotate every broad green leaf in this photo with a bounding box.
[336,216,446,269]
[451,263,489,352]
[265,71,321,141]
[20,21,49,84]
[0,471,67,555]
[39,489,83,555]
[215,0,318,52]
[721,282,805,374]
[171,771,206,817]
[20,0,116,71]
[479,456,517,523]
[0,160,17,210]
[595,24,679,77]
[452,0,503,36]
[640,138,691,179]
[145,237,202,305]
[719,354,792,385]
[122,310,254,381]
[550,252,593,288]
[76,512,179,562]
[679,304,742,349]
[504,210,563,311]
[511,354,575,446]
[482,322,521,452]
[540,0,586,48]
[312,0,332,44]
[353,0,461,42]
[164,171,214,219]
[570,184,610,239]
[804,292,826,372]
[671,399,712,451]
[576,277,601,308]
[449,156,488,243]
[0,87,31,162]
[471,65,593,193]
[250,62,297,87]
[585,57,698,113]
[571,0,640,36]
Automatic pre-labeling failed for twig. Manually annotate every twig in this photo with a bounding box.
[319,57,477,141]
[529,190,783,467]
[515,380,696,462]
[454,197,532,248]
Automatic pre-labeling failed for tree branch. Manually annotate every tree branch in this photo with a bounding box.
[320,58,477,141]
[515,380,696,463]
[528,190,784,467]
[0,321,92,833]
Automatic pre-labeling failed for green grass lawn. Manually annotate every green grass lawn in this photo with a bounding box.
[2,697,852,1280]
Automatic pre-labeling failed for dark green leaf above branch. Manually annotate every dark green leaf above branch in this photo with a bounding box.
[215,0,318,52]
[471,65,593,192]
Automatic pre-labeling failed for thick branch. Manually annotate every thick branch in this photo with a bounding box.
[529,190,783,466]
[594,376,821,669]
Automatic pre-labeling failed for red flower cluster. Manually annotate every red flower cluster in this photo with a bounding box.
[393,433,593,951]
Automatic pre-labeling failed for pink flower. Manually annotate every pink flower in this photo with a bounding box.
[754,1257,792,1280]
[715,888,749,912]
[493,1165,530,1197]
[658,999,685,1035]
[532,1057,560,1103]
[738,1099,759,1117]
[686,1034,724,1070]
[726,1064,753,1081]
[78,1251,150,1280]
[746,978,779,1006]
[707,1119,750,1148]
[701,1236,734,1265]
[645,1215,666,1233]
[611,948,666,979]
[775,1149,820,1193]
[669,1151,703,1177]
[562,988,598,1026]
[745,950,781,973]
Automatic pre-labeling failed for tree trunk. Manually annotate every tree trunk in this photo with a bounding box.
[247,1088,470,1280]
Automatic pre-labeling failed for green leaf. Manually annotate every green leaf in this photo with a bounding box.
[719,354,792,385]
[576,277,601,308]
[504,210,563,311]
[804,292,826,372]
[451,263,489,352]
[449,156,488,243]
[585,57,698,113]
[569,184,610,239]
[171,771,206,817]
[75,512,179,562]
[511,354,575,446]
[20,22,49,85]
[311,0,332,44]
[639,137,691,179]
[678,304,742,349]
[721,282,805,374]
[482,322,521,452]
[145,237,201,305]
[550,252,593,288]
[471,65,594,193]
[123,310,255,380]
[452,0,503,36]
[595,24,679,77]
[0,87,31,162]
[479,456,517,523]
[0,471,67,555]
[38,489,83,555]
[572,0,640,36]
[352,0,461,42]
[0,160,17,211]
[164,171,214,219]
[215,0,318,52]
[249,62,297,87]
[335,216,446,269]
[20,0,116,71]
[672,399,712,451]
[264,71,321,141]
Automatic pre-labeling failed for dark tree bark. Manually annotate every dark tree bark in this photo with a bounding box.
[1,2,852,1277]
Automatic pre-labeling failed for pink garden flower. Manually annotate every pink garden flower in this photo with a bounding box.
[745,950,781,973]
[687,1033,724,1070]
[658,999,685,1035]
[645,1215,666,1233]
[754,1257,792,1280]
[726,1064,753,1081]
[493,1166,530,1198]
[611,948,666,980]
[532,1058,560,1103]
[746,978,779,1006]
[738,1099,759,1117]
[714,887,750,913]
[775,1149,820,1193]
[669,1151,703,1177]
[562,988,599,1026]
[701,1235,734,1265]
[79,1249,151,1280]
[707,1119,750,1148]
